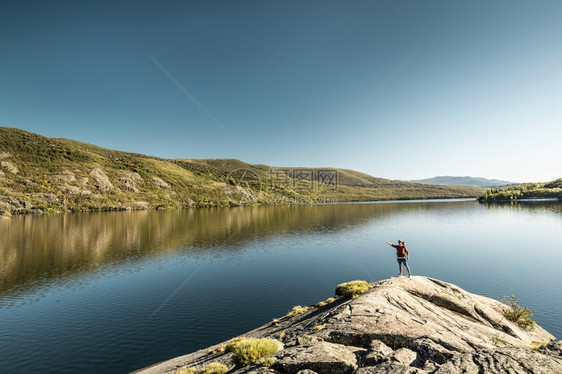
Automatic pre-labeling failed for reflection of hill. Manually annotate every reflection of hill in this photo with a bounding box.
[0,201,475,297]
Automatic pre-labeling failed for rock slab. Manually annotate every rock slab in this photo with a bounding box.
[134,276,562,374]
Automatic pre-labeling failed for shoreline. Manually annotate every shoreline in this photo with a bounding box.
[2,196,481,217]
[479,197,561,203]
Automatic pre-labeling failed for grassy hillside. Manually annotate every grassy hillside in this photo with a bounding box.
[479,179,562,201]
[0,127,485,214]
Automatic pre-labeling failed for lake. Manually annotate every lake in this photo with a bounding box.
[0,199,561,373]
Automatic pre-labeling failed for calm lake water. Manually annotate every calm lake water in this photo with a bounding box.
[1,199,561,373]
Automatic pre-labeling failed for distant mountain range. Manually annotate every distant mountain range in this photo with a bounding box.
[0,127,486,214]
[410,176,515,187]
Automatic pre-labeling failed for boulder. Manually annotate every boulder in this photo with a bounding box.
[90,168,114,192]
[152,177,171,189]
[1,161,18,174]
[361,340,393,366]
[50,171,76,183]
[272,341,363,374]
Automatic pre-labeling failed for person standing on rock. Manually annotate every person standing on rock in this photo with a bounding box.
[386,239,411,277]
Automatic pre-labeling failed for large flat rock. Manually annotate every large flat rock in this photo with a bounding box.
[134,276,561,374]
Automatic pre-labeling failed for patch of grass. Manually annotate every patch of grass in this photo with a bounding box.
[491,333,509,346]
[314,324,326,332]
[335,280,372,299]
[174,366,196,374]
[258,357,276,367]
[226,337,279,367]
[200,362,229,374]
[208,343,227,354]
[288,305,309,318]
[500,295,536,330]
[225,337,246,350]
[315,297,337,307]
[174,362,229,374]
[271,318,280,326]
[279,332,286,340]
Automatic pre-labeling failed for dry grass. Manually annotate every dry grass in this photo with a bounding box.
[258,357,276,367]
[173,362,229,374]
[173,366,196,374]
[335,280,372,299]
[207,343,227,354]
[226,337,279,366]
[200,362,229,374]
[314,324,327,332]
[315,297,337,307]
[288,305,309,318]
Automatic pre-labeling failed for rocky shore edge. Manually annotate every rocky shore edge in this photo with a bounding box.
[134,276,562,374]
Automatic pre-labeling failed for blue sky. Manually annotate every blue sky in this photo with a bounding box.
[1,1,561,183]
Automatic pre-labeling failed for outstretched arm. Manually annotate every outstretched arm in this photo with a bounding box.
[386,241,397,248]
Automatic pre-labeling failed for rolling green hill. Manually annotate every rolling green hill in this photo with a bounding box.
[0,127,485,214]
[479,179,562,201]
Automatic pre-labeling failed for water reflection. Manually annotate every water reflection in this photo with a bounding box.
[0,200,474,297]
[482,200,562,215]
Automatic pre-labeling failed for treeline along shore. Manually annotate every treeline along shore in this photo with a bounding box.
[479,179,562,202]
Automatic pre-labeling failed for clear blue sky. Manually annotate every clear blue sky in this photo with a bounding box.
[2,0,561,183]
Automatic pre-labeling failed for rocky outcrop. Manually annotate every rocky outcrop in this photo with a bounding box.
[90,168,114,192]
[152,176,172,190]
[50,170,77,183]
[135,277,561,374]
[119,171,144,193]
[1,161,19,174]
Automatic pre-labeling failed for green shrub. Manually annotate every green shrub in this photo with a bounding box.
[500,295,536,330]
[226,337,279,366]
[335,280,372,299]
